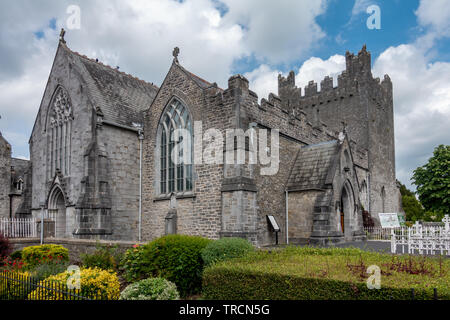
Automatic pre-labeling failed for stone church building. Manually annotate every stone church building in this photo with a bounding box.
[1,32,401,246]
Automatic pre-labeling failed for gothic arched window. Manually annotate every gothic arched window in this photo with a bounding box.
[158,99,193,194]
[48,86,73,179]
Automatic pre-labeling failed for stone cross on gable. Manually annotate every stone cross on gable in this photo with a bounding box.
[341,121,348,134]
[173,47,180,63]
[59,28,66,44]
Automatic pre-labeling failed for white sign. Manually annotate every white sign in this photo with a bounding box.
[267,215,280,232]
[378,213,400,228]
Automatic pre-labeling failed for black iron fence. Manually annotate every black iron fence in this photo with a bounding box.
[0,271,105,300]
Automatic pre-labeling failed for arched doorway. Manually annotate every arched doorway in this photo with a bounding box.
[340,182,355,239]
[48,186,67,238]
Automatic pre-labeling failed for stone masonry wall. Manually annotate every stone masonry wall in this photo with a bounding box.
[0,135,11,218]
[30,45,93,223]
[98,124,140,241]
[142,62,229,241]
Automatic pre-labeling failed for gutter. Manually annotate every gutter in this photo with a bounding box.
[138,129,144,242]
[285,190,289,245]
[102,120,141,133]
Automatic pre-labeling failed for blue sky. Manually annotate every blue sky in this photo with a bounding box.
[0,0,449,191]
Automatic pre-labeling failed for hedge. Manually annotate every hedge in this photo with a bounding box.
[201,237,254,267]
[202,247,450,300]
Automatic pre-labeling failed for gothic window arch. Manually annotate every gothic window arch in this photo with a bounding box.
[360,180,368,211]
[157,98,193,195]
[47,86,73,179]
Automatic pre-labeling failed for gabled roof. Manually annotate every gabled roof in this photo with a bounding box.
[62,44,159,127]
[287,140,339,191]
[176,62,223,91]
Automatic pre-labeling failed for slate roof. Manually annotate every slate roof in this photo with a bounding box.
[287,140,339,191]
[63,44,159,127]
[177,63,224,91]
[11,158,29,185]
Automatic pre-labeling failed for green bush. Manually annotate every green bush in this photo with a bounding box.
[202,246,450,300]
[201,237,254,267]
[141,235,211,297]
[120,245,146,283]
[120,277,180,300]
[22,245,69,268]
[31,261,70,282]
[9,250,22,261]
[81,244,122,271]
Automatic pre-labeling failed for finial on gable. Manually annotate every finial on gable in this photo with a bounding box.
[172,47,180,63]
[59,28,66,44]
[338,121,348,143]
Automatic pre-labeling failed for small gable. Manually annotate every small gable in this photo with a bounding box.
[287,140,339,191]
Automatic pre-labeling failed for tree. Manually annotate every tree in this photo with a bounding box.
[397,180,424,222]
[412,145,450,217]
[397,180,442,222]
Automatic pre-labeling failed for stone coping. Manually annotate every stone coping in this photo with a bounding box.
[9,238,146,247]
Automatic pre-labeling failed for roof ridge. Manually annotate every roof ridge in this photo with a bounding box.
[176,62,224,91]
[64,44,159,90]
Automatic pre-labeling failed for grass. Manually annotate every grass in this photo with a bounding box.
[203,246,450,299]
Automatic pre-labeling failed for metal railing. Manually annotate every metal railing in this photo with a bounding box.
[0,218,37,238]
[364,226,402,241]
[0,271,106,300]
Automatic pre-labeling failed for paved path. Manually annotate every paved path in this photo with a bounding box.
[328,240,391,253]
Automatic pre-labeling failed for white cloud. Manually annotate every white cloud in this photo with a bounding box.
[245,44,450,191]
[351,0,373,16]
[295,55,345,90]
[245,55,345,100]
[416,0,450,37]
[373,44,450,189]
[244,65,280,101]
[221,0,327,63]
[0,0,329,158]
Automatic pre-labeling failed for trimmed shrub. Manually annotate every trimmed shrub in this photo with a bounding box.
[0,233,12,259]
[120,244,146,283]
[22,244,69,268]
[28,267,120,300]
[81,244,122,271]
[9,250,22,261]
[31,261,70,282]
[201,237,254,267]
[202,247,450,300]
[141,235,211,297]
[120,277,180,300]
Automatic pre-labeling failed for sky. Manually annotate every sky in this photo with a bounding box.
[0,0,449,191]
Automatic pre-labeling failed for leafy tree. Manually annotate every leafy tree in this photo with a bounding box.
[412,145,450,217]
[397,180,443,222]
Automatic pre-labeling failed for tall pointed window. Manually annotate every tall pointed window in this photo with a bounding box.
[158,99,193,194]
[48,86,73,179]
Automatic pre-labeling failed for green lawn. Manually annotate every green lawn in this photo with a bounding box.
[202,246,450,300]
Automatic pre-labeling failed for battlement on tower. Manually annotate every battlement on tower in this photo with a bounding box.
[276,45,392,109]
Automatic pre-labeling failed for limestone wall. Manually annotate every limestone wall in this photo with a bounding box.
[0,135,11,218]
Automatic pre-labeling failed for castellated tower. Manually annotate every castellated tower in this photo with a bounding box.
[278,45,400,225]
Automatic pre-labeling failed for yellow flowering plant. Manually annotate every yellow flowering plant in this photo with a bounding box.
[27,267,120,300]
[0,271,31,300]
